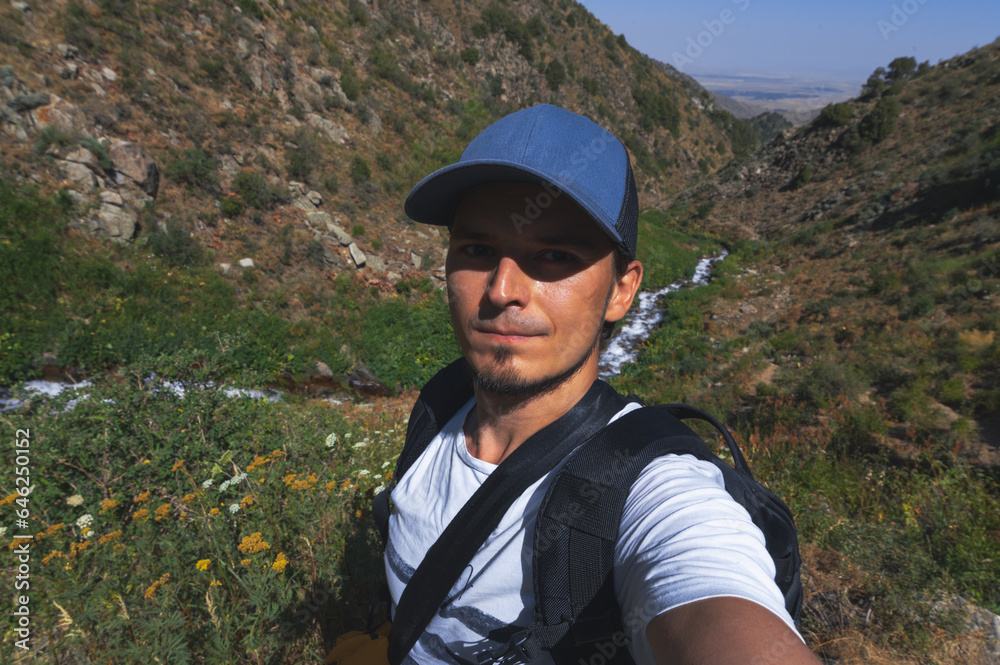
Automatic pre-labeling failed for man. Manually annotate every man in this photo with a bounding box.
[385,104,819,665]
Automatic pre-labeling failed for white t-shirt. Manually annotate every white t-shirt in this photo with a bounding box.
[385,399,798,664]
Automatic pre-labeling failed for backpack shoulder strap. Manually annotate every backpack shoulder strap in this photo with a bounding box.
[372,358,474,546]
[526,406,709,663]
[480,405,801,665]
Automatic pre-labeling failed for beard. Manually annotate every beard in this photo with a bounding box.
[472,325,603,399]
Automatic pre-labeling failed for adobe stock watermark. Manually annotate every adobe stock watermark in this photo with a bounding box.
[509,131,614,235]
[672,0,752,71]
[877,0,930,41]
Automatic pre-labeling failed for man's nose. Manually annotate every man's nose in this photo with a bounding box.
[486,256,530,308]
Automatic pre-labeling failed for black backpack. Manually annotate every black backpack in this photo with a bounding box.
[372,359,802,665]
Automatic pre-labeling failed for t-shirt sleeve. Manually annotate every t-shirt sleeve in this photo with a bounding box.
[613,454,799,665]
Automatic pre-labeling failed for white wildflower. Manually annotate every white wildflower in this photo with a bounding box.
[228,504,240,514]
[66,494,84,507]
[374,484,386,494]
[0,526,7,538]
[202,479,214,489]
[76,514,94,529]
[381,461,391,469]
[358,470,370,477]
[325,433,338,448]
[352,441,368,450]
[82,527,93,539]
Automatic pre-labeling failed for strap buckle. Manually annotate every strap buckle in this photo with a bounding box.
[477,630,532,665]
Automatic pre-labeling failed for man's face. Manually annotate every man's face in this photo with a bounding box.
[446,182,638,398]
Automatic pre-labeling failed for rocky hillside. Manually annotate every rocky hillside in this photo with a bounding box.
[653,42,1000,468]
[0,0,747,277]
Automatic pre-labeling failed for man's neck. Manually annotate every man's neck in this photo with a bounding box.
[464,360,600,465]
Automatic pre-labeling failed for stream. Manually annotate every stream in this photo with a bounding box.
[0,252,726,410]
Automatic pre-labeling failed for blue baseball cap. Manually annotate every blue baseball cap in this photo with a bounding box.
[404,104,638,260]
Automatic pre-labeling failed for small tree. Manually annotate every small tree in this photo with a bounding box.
[545,59,566,91]
[887,56,917,82]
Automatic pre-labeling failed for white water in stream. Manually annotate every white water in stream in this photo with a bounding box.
[1,252,726,410]
[598,251,728,378]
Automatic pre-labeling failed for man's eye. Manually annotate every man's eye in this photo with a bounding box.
[540,250,573,262]
[463,244,494,257]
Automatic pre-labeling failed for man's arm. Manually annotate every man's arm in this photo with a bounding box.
[646,597,821,665]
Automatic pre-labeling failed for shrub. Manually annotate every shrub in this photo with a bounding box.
[219,193,245,218]
[632,86,680,134]
[233,170,285,209]
[349,156,371,184]
[859,96,901,145]
[479,2,534,61]
[340,64,360,101]
[791,164,812,190]
[544,59,566,91]
[581,76,600,96]
[460,47,480,66]
[149,223,203,267]
[285,128,321,182]
[816,102,853,128]
[237,0,265,21]
[166,148,218,193]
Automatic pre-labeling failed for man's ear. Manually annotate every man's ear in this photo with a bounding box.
[605,260,643,324]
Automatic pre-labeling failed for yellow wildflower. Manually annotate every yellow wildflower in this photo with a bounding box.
[240,558,252,566]
[133,508,150,521]
[282,473,298,486]
[136,491,152,503]
[170,459,185,472]
[100,499,118,513]
[341,479,352,490]
[325,480,339,492]
[154,503,171,521]
[69,540,91,558]
[240,495,255,509]
[270,449,285,458]
[210,579,222,587]
[237,532,271,555]
[181,493,198,504]
[42,551,64,565]
[355,509,363,519]
[143,573,170,600]
[290,473,317,491]
[271,552,289,573]
[98,530,122,545]
[1,493,19,506]
[247,455,270,472]
[209,507,221,516]
[196,559,211,572]
[46,523,66,536]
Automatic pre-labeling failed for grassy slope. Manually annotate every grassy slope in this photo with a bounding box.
[609,44,1000,664]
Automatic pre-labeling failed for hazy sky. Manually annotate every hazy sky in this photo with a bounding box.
[577,0,1000,85]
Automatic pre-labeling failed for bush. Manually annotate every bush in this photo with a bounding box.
[460,47,480,66]
[233,170,286,209]
[816,102,853,128]
[480,2,534,61]
[340,64,360,101]
[791,164,812,190]
[166,148,218,193]
[236,0,265,21]
[544,59,566,91]
[632,86,680,134]
[149,224,203,267]
[349,156,371,184]
[859,96,901,145]
[580,76,600,96]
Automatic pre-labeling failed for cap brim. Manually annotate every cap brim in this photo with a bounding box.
[404,159,625,249]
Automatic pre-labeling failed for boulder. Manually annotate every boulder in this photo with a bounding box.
[305,112,348,144]
[238,258,255,269]
[94,203,137,243]
[108,139,159,197]
[348,242,366,268]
